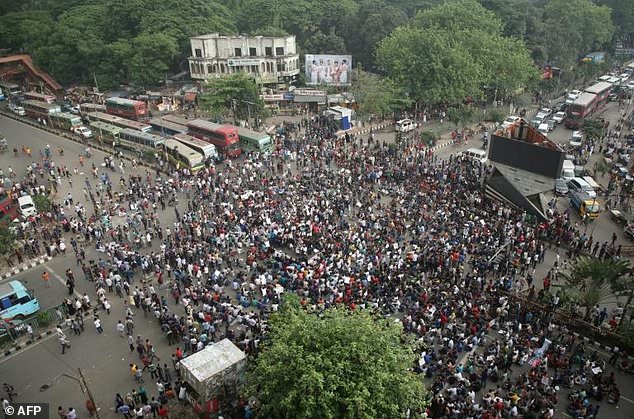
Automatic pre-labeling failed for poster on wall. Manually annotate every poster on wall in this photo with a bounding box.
[305,54,352,86]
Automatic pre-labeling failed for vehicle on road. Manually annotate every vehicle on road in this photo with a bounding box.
[570,191,600,219]
[460,148,488,163]
[569,131,583,147]
[625,223,634,240]
[8,104,25,116]
[566,89,582,104]
[626,81,634,90]
[552,111,566,124]
[554,178,569,195]
[501,116,520,129]
[74,126,93,139]
[50,112,82,131]
[561,160,575,180]
[187,119,241,158]
[173,134,218,162]
[567,177,596,199]
[538,123,550,136]
[162,138,204,172]
[395,119,417,133]
[237,127,274,153]
[105,97,147,120]
[0,280,40,321]
[17,195,37,217]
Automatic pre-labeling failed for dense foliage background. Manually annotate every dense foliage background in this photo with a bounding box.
[0,0,630,92]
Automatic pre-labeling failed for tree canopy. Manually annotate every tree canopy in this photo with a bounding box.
[560,256,630,320]
[377,0,538,106]
[0,0,627,89]
[246,296,427,418]
[200,73,264,124]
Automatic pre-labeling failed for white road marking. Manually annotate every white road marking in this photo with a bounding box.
[46,266,82,298]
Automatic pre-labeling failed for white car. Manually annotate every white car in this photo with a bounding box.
[539,108,553,117]
[566,90,582,104]
[535,112,549,121]
[626,81,634,90]
[8,104,25,116]
[17,195,37,217]
[74,126,93,139]
[501,115,520,128]
[538,123,550,136]
[552,111,566,124]
[569,131,583,147]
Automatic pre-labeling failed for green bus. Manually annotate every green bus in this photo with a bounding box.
[89,121,122,143]
[236,127,274,153]
[162,138,204,172]
[50,112,82,131]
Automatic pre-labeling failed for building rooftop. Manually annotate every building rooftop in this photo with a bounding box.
[180,339,246,383]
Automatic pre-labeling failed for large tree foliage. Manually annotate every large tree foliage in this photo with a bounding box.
[354,70,412,119]
[560,256,630,320]
[377,0,538,106]
[246,297,427,418]
[200,73,264,123]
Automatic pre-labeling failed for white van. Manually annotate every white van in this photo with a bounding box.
[561,160,575,180]
[538,123,550,136]
[461,148,488,163]
[582,176,600,191]
[17,195,37,217]
[395,119,417,133]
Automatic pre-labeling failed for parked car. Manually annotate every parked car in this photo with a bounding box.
[501,115,520,129]
[626,81,634,90]
[17,195,37,217]
[546,119,556,131]
[566,90,582,104]
[569,131,583,147]
[552,111,566,124]
[553,102,567,113]
[74,126,92,139]
[8,103,25,116]
[567,177,597,199]
[539,108,553,117]
[554,178,569,195]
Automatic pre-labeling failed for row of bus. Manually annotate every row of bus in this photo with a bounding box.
[148,116,274,157]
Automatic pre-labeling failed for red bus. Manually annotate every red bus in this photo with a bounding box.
[23,91,56,104]
[186,119,241,158]
[105,97,147,120]
[565,92,597,129]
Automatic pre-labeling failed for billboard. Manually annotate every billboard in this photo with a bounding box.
[305,54,352,85]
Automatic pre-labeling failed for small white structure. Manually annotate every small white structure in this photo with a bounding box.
[180,339,247,402]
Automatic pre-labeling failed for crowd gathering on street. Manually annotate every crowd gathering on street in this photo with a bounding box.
[2,107,632,418]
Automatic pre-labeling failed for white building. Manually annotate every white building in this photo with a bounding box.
[188,33,300,85]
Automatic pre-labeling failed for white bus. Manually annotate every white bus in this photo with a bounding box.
[173,133,218,161]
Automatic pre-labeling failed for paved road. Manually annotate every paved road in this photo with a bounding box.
[1,109,633,418]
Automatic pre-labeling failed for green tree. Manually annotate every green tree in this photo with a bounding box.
[446,105,475,128]
[611,272,634,330]
[377,0,537,106]
[354,70,411,119]
[581,118,605,142]
[542,0,614,64]
[0,225,16,256]
[560,256,631,320]
[32,194,51,213]
[127,33,179,88]
[200,73,264,123]
[246,296,427,418]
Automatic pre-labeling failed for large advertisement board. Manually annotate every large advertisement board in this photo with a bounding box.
[305,54,352,85]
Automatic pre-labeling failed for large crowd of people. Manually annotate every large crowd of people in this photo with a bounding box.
[3,106,632,418]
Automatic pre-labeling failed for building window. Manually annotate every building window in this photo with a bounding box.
[265,47,273,57]
[249,47,257,57]
[190,63,195,74]
[207,64,214,74]
[234,48,242,57]
[277,62,282,72]
[195,48,202,58]
[261,63,265,73]
[251,65,258,74]
[275,47,284,56]
[220,63,225,74]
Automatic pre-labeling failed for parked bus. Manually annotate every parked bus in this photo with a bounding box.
[584,81,611,104]
[79,103,107,114]
[0,280,40,321]
[565,92,597,129]
[150,117,188,136]
[89,111,151,132]
[23,91,56,104]
[89,121,122,143]
[162,138,204,172]
[105,97,147,120]
[173,133,218,161]
[119,128,165,151]
[161,114,191,127]
[186,119,241,158]
[237,127,274,153]
[21,100,61,119]
[50,112,82,131]
[0,81,21,97]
